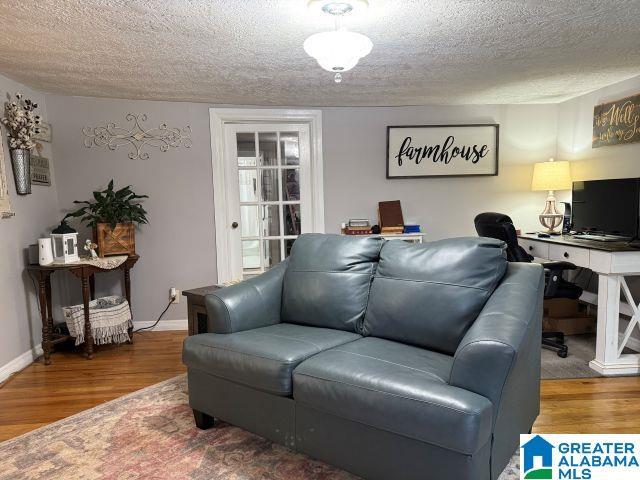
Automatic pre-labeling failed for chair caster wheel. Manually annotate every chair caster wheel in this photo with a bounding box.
[557,348,568,358]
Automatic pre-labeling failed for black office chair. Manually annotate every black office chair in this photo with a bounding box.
[474,212,583,358]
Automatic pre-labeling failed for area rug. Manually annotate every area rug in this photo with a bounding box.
[0,375,520,479]
[541,334,602,380]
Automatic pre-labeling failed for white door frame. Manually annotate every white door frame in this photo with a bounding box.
[210,108,325,283]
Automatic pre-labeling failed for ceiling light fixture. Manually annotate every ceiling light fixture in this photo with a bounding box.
[304,1,372,83]
[307,0,369,16]
[304,30,372,80]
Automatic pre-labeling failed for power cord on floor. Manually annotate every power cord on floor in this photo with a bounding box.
[132,293,176,334]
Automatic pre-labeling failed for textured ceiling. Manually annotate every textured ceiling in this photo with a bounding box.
[0,0,639,106]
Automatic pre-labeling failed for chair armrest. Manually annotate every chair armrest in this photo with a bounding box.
[449,263,544,417]
[204,260,287,333]
[541,261,577,271]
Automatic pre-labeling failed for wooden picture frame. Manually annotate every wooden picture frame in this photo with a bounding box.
[0,138,14,218]
[592,93,640,148]
[386,124,499,179]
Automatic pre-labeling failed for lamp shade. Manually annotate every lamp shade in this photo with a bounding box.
[531,159,572,191]
[303,30,373,73]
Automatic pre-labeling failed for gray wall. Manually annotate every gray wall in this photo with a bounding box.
[45,97,558,326]
[557,75,640,180]
[557,75,640,303]
[46,96,217,324]
[322,104,559,238]
[4,74,639,368]
[0,74,59,368]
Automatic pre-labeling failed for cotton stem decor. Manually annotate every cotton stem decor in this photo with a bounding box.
[1,93,43,195]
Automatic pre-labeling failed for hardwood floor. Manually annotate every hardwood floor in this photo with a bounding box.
[0,331,186,442]
[536,376,640,434]
[0,330,639,443]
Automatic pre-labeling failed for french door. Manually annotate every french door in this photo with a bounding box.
[220,123,313,280]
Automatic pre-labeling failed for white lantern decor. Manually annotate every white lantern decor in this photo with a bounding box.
[50,220,79,264]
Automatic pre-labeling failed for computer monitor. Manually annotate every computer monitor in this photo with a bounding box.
[572,178,640,239]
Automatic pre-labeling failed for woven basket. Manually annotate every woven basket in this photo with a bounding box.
[62,295,132,345]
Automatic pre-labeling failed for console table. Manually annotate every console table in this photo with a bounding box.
[342,233,423,243]
[27,254,139,365]
[519,233,640,375]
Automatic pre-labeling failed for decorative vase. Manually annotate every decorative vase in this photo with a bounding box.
[10,148,31,195]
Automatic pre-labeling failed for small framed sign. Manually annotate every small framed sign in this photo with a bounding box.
[386,124,499,178]
[30,155,51,186]
[592,93,640,148]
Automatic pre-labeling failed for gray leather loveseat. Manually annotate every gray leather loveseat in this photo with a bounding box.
[183,234,544,480]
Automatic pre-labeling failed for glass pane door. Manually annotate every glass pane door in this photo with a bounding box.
[233,127,306,279]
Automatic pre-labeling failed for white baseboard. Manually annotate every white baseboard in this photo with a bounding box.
[0,344,43,384]
[132,319,188,331]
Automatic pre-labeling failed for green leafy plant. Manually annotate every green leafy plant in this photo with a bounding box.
[64,180,149,229]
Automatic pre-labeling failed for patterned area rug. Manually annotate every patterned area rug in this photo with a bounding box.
[0,375,520,479]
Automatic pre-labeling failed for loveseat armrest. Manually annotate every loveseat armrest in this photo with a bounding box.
[449,263,544,415]
[205,259,287,333]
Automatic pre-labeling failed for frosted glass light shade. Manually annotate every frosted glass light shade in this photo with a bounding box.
[304,30,373,73]
[531,159,572,191]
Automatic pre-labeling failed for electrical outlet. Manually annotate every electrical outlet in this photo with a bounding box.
[169,287,180,304]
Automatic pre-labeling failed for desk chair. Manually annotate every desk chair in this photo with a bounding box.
[474,212,583,358]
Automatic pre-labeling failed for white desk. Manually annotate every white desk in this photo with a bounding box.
[519,233,640,376]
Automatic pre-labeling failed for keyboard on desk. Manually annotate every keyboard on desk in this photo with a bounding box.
[572,233,629,242]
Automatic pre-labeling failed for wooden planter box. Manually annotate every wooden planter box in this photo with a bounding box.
[93,222,136,257]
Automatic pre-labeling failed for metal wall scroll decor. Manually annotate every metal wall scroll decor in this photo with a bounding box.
[82,114,192,160]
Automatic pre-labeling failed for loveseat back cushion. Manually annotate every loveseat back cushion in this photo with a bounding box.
[282,234,384,332]
[362,237,507,354]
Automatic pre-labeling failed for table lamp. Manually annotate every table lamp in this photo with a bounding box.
[531,158,572,234]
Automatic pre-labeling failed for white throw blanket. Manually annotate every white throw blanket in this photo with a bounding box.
[62,295,132,345]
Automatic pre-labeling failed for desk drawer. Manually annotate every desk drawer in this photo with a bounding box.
[519,239,549,259]
[548,244,589,268]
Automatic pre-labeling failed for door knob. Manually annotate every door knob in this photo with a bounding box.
[231,222,239,229]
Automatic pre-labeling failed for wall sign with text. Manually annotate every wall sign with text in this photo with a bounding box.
[593,93,640,148]
[386,124,499,178]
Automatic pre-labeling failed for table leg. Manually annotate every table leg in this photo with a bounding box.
[38,273,52,365]
[45,274,54,341]
[89,274,96,300]
[187,301,194,336]
[124,268,133,343]
[81,275,94,359]
[590,273,640,375]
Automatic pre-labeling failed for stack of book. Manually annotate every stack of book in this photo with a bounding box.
[343,219,372,235]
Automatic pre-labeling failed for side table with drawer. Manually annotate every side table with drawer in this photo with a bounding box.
[183,285,221,336]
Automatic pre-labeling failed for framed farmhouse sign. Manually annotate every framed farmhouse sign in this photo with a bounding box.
[386,124,499,178]
[592,93,640,148]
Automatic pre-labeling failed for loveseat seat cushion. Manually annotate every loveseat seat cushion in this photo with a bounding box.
[293,337,492,455]
[282,234,384,332]
[182,323,361,396]
[362,237,507,354]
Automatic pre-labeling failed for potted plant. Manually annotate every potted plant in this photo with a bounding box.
[64,180,148,256]
[1,93,42,195]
